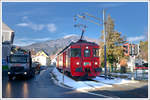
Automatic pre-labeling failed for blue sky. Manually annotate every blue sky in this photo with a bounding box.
[2,2,148,46]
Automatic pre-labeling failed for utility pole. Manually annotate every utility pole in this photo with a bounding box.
[103,9,107,79]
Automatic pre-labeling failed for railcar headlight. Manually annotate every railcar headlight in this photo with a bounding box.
[76,62,80,65]
[95,62,98,65]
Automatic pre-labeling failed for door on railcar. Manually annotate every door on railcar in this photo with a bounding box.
[63,51,66,70]
[81,45,93,75]
[81,45,101,77]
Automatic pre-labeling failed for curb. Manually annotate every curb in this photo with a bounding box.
[50,71,73,89]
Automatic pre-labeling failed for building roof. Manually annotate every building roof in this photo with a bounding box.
[42,50,49,56]
[2,22,14,32]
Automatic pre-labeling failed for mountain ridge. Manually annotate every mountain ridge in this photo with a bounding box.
[22,35,99,56]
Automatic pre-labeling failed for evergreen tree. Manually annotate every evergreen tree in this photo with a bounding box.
[100,15,127,72]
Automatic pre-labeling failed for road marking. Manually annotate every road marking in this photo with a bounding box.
[79,90,117,98]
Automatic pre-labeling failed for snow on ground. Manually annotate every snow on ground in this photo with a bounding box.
[51,67,137,91]
[93,76,138,85]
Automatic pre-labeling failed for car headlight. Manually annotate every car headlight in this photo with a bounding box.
[8,72,10,74]
[24,72,27,75]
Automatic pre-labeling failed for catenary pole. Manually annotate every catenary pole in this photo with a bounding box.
[103,9,107,79]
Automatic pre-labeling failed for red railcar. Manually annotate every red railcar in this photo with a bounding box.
[56,39,102,78]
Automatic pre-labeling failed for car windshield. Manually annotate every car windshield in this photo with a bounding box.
[71,48,81,57]
[93,48,99,57]
[84,49,91,57]
[9,55,28,63]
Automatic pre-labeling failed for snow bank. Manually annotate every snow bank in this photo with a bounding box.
[93,76,138,85]
[51,67,111,91]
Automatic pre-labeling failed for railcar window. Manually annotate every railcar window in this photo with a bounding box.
[71,48,81,57]
[84,49,91,57]
[93,48,99,57]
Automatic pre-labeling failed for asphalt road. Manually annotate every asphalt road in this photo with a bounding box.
[2,67,148,98]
